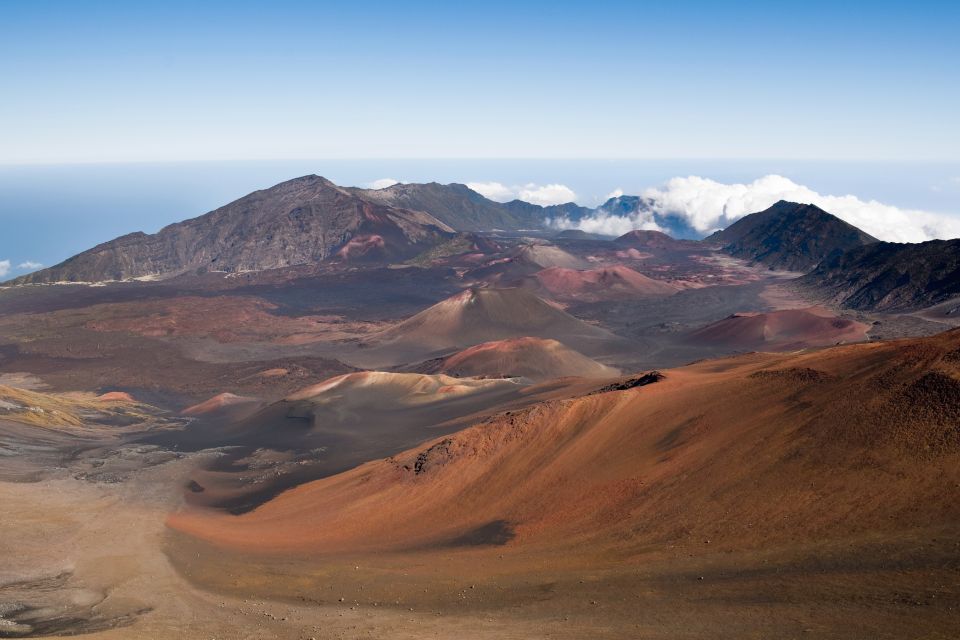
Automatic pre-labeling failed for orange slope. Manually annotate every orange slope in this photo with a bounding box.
[170,329,960,558]
[687,307,869,350]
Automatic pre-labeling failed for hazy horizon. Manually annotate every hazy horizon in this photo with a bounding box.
[4,1,959,278]
[2,158,959,277]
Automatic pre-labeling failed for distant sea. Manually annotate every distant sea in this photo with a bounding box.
[2,159,959,274]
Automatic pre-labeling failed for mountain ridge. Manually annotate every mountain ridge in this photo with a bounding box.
[10,175,457,284]
[800,238,960,311]
[707,200,878,271]
[354,181,591,231]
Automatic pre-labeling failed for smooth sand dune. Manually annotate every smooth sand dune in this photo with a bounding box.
[687,307,869,350]
[421,337,619,381]
[534,265,679,300]
[170,329,960,557]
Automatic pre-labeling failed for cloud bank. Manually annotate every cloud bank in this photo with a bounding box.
[466,181,516,202]
[368,178,399,189]
[18,261,42,270]
[0,260,10,278]
[518,183,577,206]
[467,182,577,206]
[552,175,960,243]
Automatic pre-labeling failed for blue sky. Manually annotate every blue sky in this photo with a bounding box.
[2,0,958,163]
[1,2,959,276]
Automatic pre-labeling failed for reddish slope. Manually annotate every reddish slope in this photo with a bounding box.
[534,265,679,300]
[363,287,623,365]
[170,329,960,556]
[182,392,262,417]
[418,337,619,381]
[515,244,588,269]
[687,308,869,351]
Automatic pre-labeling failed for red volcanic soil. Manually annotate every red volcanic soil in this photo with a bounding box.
[420,337,619,381]
[96,391,135,402]
[366,287,622,364]
[335,234,386,261]
[170,329,960,558]
[170,371,547,513]
[688,308,869,351]
[534,265,679,300]
[182,392,262,417]
[461,243,587,285]
[84,295,379,343]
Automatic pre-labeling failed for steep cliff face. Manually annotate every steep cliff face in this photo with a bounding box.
[801,238,960,311]
[12,175,455,284]
[706,200,878,271]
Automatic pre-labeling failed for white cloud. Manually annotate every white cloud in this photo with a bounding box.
[18,261,42,270]
[604,188,624,201]
[368,178,399,189]
[552,174,960,243]
[517,183,577,206]
[0,260,10,278]
[466,181,516,202]
[553,209,663,237]
[467,181,577,206]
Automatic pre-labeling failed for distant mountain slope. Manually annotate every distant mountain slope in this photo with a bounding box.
[354,182,590,231]
[706,200,877,271]
[11,175,454,284]
[800,238,960,311]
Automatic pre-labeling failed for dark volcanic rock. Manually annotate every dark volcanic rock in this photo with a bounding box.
[12,176,455,284]
[706,200,878,271]
[590,371,664,394]
[800,238,960,311]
